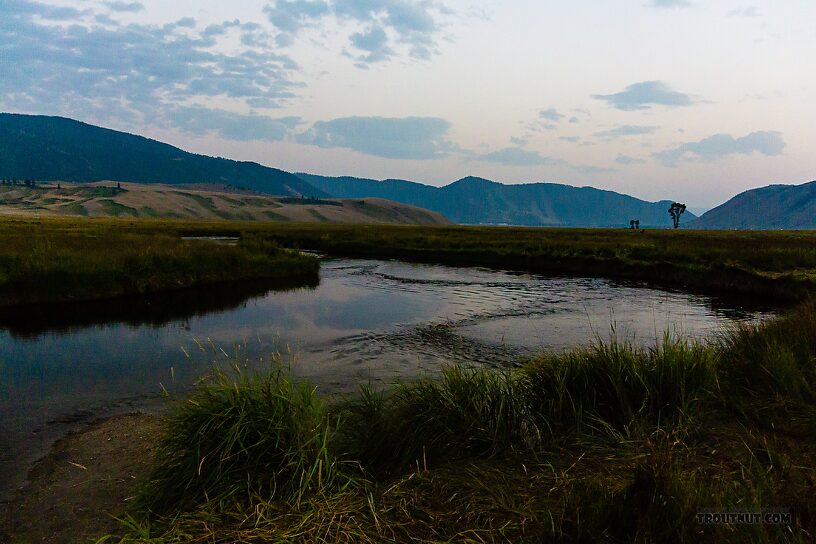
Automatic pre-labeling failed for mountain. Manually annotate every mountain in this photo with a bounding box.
[298,173,692,228]
[0,113,326,197]
[690,180,816,229]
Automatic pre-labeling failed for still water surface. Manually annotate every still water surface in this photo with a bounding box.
[0,257,772,498]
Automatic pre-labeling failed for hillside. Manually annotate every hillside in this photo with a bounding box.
[0,182,450,225]
[1,113,697,228]
[0,113,326,197]
[690,180,816,229]
[298,174,693,228]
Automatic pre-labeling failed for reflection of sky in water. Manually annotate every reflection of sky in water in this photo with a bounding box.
[0,258,772,498]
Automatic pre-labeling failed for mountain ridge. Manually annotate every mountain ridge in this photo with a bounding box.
[0,113,327,198]
[297,172,693,228]
[1,113,698,227]
[690,180,816,229]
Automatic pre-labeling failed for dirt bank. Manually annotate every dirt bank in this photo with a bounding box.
[1,413,160,544]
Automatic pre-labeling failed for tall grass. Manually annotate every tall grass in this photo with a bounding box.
[113,304,816,542]
[524,334,719,435]
[0,221,318,306]
[720,301,816,404]
[134,361,348,518]
[338,366,531,474]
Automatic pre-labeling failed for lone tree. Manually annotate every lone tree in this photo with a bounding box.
[668,202,686,229]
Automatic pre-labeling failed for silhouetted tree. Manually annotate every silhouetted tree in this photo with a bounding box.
[668,202,686,229]
[630,219,635,229]
[635,219,640,229]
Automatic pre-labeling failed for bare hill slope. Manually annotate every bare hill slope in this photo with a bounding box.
[0,182,450,225]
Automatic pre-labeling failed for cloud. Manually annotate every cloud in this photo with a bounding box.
[592,81,694,111]
[559,136,581,143]
[4,0,90,20]
[349,24,393,65]
[0,1,300,134]
[616,154,647,165]
[594,125,658,139]
[263,0,329,45]
[728,6,760,17]
[568,116,579,124]
[170,107,301,141]
[297,116,456,159]
[538,108,563,122]
[646,0,691,8]
[264,0,449,64]
[478,147,554,166]
[654,131,785,166]
[510,136,528,146]
[104,1,144,12]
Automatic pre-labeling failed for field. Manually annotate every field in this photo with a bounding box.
[0,216,319,307]
[0,182,450,225]
[2,217,816,542]
[5,216,816,306]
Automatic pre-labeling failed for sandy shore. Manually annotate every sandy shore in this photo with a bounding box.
[1,413,160,544]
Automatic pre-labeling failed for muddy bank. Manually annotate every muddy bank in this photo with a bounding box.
[1,413,160,544]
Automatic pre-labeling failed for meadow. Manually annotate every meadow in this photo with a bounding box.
[5,216,816,306]
[0,217,318,307]
[2,216,815,541]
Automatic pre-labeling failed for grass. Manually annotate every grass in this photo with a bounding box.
[105,303,816,542]
[134,360,348,518]
[5,217,816,303]
[0,218,318,306]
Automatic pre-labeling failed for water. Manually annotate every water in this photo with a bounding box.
[0,257,772,499]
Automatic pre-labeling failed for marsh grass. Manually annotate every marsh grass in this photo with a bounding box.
[0,220,318,306]
[135,359,350,519]
[337,366,531,475]
[111,304,815,541]
[5,216,816,305]
[524,334,719,436]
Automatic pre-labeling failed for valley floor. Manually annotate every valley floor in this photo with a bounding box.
[2,218,816,542]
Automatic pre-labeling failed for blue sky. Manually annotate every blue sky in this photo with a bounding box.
[2,0,814,208]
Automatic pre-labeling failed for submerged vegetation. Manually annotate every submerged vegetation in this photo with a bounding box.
[106,304,816,542]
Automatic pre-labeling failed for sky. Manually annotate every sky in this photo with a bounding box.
[2,0,814,209]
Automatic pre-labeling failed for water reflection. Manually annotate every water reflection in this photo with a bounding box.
[0,258,775,500]
[0,276,319,339]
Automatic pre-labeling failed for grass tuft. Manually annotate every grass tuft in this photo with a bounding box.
[134,361,348,518]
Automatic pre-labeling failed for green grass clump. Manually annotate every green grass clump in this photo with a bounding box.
[135,361,348,518]
[524,335,719,435]
[720,301,816,404]
[339,366,530,474]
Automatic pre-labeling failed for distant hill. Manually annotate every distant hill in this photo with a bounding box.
[1,113,696,228]
[0,113,326,197]
[298,174,692,228]
[690,180,816,229]
[0,181,449,225]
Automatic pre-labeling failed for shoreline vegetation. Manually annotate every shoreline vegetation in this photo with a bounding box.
[2,216,816,541]
[8,304,809,542]
[4,216,816,307]
[0,217,319,307]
